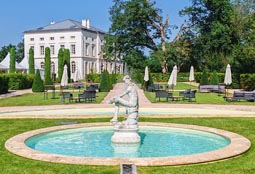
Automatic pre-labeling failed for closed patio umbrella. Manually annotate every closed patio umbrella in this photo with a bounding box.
[144,66,149,90]
[73,68,81,82]
[167,65,177,90]
[189,66,194,89]
[61,65,68,87]
[224,64,232,97]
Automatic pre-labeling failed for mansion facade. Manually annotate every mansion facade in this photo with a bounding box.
[23,19,123,80]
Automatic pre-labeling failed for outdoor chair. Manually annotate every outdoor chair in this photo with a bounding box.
[155,90,173,101]
[61,92,73,103]
[179,89,197,102]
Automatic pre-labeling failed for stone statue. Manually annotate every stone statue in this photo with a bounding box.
[109,75,139,129]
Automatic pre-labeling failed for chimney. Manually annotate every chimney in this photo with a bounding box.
[86,19,90,29]
[82,19,87,27]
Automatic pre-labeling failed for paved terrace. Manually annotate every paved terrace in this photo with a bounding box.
[0,83,255,118]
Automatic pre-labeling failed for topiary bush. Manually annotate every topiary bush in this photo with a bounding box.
[32,69,44,92]
[209,71,219,85]
[99,70,111,92]
[200,70,209,85]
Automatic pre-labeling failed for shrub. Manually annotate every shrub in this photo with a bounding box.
[0,74,9,94]
[87,74,101,83]
[240,74,255,90]
[200,70,209,85]
[99,70,111,92]
[32,69,44,92]
[210,71,219,85]
[4,73,33,90]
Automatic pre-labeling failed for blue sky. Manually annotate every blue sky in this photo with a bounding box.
[0,0,191,48]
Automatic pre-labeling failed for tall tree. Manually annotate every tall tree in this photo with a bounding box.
[29,47,35,74]
[57,48,64,82]
[44,47,52,85]
[16,41,24,63]
[0,44,15,62]
[180,0,236,71]
[107,0,171,71]
[9,47,16,73]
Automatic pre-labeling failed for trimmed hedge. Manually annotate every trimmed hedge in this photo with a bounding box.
[0,74,9,94]
[5,73,34,90]
[86,73,123,83]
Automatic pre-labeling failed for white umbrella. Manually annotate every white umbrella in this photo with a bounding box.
[144,66,149,82]
[189,66,194,82]
[167,65,178,90]
[61,65,68,87]
[189,66,195,89]
[224,64,232,85]
[224,64,232,97]
[73,68,81,82]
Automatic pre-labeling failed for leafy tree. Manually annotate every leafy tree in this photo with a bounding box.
[124,49,146,71]
[180,0,236,71]
[231,0,255,74]
[63,49,71,82]
[0,44,15,62]
[16,41,24,63]
[9,47,16,73]
[57,48,64,82]
[29,47,35,74]
[32,69,44,92]
[44,47,52,85]
[107,0,171,71]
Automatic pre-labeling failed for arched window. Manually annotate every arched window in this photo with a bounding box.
[71,61,76,73]
[40,62,44,69]
[51,62,55,73]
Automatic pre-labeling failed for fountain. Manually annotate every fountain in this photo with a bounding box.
[4,75,251,166]
[109,75,141,144]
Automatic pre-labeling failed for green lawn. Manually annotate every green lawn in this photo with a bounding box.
[0,91,108,106]
[0,117,254,174]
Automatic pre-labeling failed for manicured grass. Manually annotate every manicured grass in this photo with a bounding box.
[0,91,108,106]
[145,82,255,105]
[0,117,254,174]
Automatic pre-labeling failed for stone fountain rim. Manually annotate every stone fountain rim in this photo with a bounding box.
[5,122,251,166]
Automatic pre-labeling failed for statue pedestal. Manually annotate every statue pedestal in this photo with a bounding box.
[111,127,141,144]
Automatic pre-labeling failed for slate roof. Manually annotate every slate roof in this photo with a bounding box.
[24,19,106,34]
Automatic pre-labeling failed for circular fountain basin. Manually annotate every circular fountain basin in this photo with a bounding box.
[5,122,251,166]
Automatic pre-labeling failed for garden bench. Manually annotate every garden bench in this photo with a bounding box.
[78,90,96,102]
[199,84,225,93]
[226,91,255,102]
